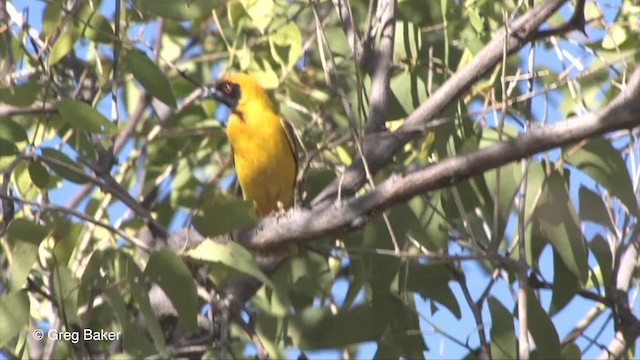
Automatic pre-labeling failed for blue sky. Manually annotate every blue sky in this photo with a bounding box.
[4,0,638,359]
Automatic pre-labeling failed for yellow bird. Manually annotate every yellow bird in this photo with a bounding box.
[206,73,297,216]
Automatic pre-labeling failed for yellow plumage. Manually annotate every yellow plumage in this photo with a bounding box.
[209,73,296,216]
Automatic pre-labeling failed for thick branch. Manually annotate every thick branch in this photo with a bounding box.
[312,0,568,206]
[331,0,367,69]
[231,68,640,252]
[164,68,640,308]
[0,102,57,117]
[599,224,640,359]
[365,0,395,134]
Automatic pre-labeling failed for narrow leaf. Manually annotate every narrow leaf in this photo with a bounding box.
[525,290,561,359]
[144,249,198,330]
[40,148,89,184]
[57,99,114,134]
[564,137,637,213]
[49,30,79,66]
[187,240,274,288]
[125,50,176,107]
[7,219,49,291]
[578,186,615,233]
[0,291,30,347]
[488,297,516,360]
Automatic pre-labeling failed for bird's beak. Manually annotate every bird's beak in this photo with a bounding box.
[202,86,223,101]
[202,85,237,109]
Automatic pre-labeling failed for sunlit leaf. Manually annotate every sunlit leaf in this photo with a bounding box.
[602,24,628,49]
[187,240,274,288]
[7,219,49,291]
[133,0,216,20]
[49,30,79,66]
[0,291,29,347]
[269,21,302,70]
[239,0,273,33]
[51,264,79,324]
[0,119,28,142]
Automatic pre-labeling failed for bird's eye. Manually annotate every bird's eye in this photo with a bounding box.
[223,83,233,95]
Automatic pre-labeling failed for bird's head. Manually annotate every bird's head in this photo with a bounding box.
[204,73,271,112]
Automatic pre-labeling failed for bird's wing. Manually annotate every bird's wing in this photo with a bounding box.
[228,144,243,197]
[280,117,300,188]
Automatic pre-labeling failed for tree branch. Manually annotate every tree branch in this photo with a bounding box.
[234,68,640,250]
[364,0,395,134]
[172,67,640,307]
[312,0,568,206]
[600,223,640,359]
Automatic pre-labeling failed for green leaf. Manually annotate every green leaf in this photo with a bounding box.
[42,3,63,37]
[125,50,176,107]
[239,0,273,33]
[187,240,274,288]
[103,287,156,357]
[578,186,616,233]
[389,70,428,118]
[128,267,168,356]
[40,148,88,184]
[248,57,279,89]
[76,5,114,43]
[562,342,582,359]
[0,119,28,142]
[408,194,448,251]
[51,264,79,324]
[56,99,115,134]
[7,219,49,291]
[0,138,18,157]
[488,297,516,360]
[564,137,638,214]
[49,30,79,66]
[394,21,422,63]
[0,291,30,347]
[550,248,580,314]
[525,289,561,359]
[270,305,386,349]
[602,24,628,49]
[192,195,256,237]
[536,171,589,283]
[589,234,613,292]
[0,81,39,107]
[132,0,216,21]
[28,161,51,188]
[269,21,302,70]
[144,249,198,330]
[402,263,460,319]
[274,252,334,308]
[51,220,82,266]
[374,297,427,358]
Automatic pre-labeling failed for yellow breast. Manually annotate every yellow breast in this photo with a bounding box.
[226,105,296,216]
